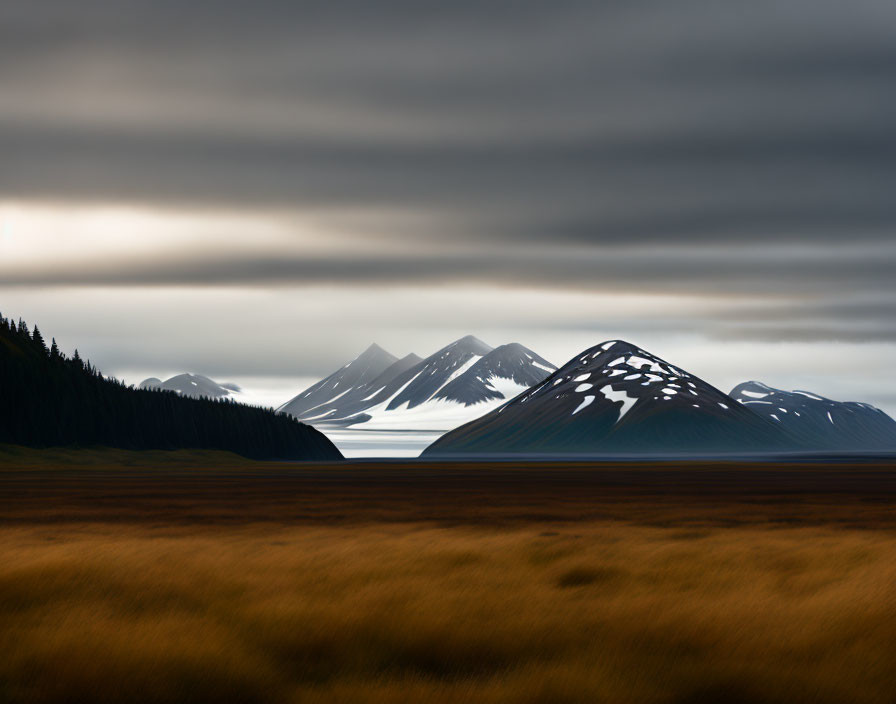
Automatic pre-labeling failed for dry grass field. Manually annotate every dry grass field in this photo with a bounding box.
[2,448,896,703]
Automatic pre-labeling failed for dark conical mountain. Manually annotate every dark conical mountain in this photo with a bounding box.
[730,381,896,451]
[279,336,556,430]
[424,340,791,456]
[0,314,342,461]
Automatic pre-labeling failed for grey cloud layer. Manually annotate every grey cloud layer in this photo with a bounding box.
[3,0,895,241]
[4,245,895,293]
[2,0,895,347]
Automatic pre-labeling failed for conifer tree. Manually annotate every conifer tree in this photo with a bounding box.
[32,326,47,353]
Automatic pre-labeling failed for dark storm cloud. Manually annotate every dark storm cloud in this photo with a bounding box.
[5,246,895,298]
[2,0,896,313]
[3,121,895,249]
[3,0,896,243]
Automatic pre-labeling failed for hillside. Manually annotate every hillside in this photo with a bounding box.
[730,381,896,451]
[0,315,341,461]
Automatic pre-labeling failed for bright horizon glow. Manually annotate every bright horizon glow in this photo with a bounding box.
[0,200,367,269]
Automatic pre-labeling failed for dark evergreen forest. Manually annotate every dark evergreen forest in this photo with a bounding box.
[0,314,341,460]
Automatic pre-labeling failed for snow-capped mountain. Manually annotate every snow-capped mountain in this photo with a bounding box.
[730,381,896,451]
[424,340,792,456]
[435,342,556,406]
[139,373,242,400]
[277,343,403,420]
[279,336,556,430]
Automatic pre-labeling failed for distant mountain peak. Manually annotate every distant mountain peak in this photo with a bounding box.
[139,373,238,400]
[360,342,392,358]
[343,343,397,370]
[434,342,556,406]
[277,342,398,418]
[729,380,896,450]
[439,334,493,356]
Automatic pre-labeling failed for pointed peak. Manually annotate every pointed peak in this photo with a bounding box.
[355,342,396,362]
[488,341,538,356]
[446,335,492,354]
[578,339,646,359]
[482,342,555,367]
[363,342,388,355]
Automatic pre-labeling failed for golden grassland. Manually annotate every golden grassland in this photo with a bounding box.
[2,451,896,703]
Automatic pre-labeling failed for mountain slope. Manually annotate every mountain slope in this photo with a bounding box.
[281,336,556,430]
[379,335,494,412]
[280,352,424,425]
[0,315,342,461]
[435,343,555,405]
[278,343,398,419]
[731,381,896,451]
[424,340,791,455]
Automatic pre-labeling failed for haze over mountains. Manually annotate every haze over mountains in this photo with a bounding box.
[425,340,896,456]
[278,336,557,430]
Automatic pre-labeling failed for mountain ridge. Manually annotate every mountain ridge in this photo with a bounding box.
[139,373,240,400]
[730,380,896,451]
[280,336,557,430]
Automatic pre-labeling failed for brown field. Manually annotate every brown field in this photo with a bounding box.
[2,448,896,703]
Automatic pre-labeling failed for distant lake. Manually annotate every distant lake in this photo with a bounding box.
[321,428,442,458]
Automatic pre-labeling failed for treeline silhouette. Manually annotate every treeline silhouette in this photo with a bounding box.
[0,315,341,460]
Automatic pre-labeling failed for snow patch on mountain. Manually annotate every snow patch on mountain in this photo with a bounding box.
[280,337,555,431]
[599,384,638,421]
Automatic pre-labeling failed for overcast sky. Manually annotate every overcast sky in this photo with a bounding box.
[1,0,894,412]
